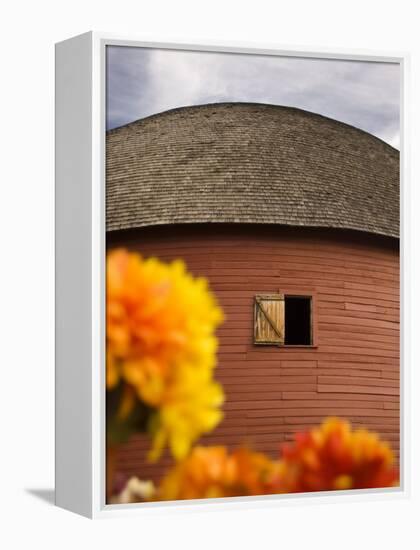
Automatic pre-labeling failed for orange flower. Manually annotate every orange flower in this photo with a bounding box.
[106,249,224,460]
[157,446,281,500]
[273,418,399,493]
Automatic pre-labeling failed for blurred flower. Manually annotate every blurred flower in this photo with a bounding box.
[109,477,156,504]
[156,446,281,500]
[106,249,224,460]
[147,363,224,462]
[273,417,399,493]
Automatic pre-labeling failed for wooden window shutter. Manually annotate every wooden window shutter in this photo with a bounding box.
[254,294,285,345]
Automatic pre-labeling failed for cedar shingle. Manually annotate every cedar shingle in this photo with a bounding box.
[106,103,399,238]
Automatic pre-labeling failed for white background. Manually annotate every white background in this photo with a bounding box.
[1,0,419,547]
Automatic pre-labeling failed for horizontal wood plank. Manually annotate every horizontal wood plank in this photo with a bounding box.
[109,225,400,484]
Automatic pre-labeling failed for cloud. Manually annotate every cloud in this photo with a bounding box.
[106,46,400,148]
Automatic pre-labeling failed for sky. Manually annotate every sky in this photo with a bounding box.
[106,46,400,148]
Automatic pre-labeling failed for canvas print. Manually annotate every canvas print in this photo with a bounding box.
[105,46,400,505]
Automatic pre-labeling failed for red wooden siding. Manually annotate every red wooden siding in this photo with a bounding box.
[107,224,400,484]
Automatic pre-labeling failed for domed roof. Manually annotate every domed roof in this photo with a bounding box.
[106,103,399,238]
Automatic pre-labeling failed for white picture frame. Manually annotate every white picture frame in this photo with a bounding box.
[55,31,409,519]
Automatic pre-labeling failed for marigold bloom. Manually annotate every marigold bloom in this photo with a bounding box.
[273,418,399,493]
[157,446,281,500]
[106,249,224,460]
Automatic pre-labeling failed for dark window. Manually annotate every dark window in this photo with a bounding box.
[284,296,312,345]
[254,294,313,346]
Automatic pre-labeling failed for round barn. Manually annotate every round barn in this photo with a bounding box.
[106,103,400,482]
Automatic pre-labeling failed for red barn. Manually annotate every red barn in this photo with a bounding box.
[106,103,400,482]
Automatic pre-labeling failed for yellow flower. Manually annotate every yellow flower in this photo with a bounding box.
[106,249,224,460]
[148,363,224,461]
[156,419,399,501]
[157,446,281,501]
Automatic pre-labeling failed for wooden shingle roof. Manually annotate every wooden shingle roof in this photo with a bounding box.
[106,103,399,238]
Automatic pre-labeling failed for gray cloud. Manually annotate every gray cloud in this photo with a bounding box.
[106,46,400,148]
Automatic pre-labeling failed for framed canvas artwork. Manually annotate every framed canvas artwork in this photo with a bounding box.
[55,32,407,518]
